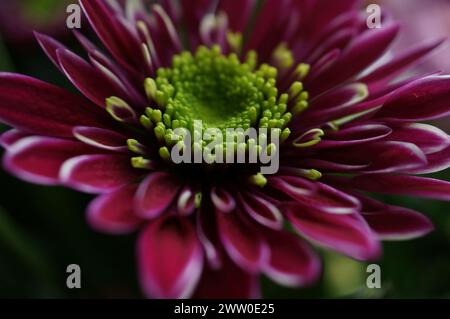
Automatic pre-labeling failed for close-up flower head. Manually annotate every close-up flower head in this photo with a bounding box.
[0,0,449,301]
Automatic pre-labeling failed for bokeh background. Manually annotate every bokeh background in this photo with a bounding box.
[0,0,449,299]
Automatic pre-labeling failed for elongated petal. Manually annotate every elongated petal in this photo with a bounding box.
[309,24,399,94]
[238,192,284,230]
[0,73,109,137]
[314,124,392,149]
[57,49,124,108]
[211,187,235,213]
[376,75,450,121]
[263,231,321,287]
[79,0,142,71]
[73,126,128,152]
[194,258,259,299]
[271,176,360,214]
[361,39,444,84]
[138,215,203,299]
[60,154,140,193]
[386,123,450,154]
[216,210,268,273]
[197,207,222,269]
[408,146,450,174]
[135,172,181,219]
[286,205,381,260]
[352,174,450,201]
[34,32,67,71]
[0,129,29,148]
[3,136,95,185]
[319,141,428,173]
[364,208,433,240]
[87,184,142,234]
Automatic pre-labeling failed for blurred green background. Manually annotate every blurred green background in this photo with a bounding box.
[0,0,449,299]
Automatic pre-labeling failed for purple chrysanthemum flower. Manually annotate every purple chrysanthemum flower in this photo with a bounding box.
[0,0,449,298]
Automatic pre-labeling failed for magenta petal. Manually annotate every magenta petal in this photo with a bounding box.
[3,136,96,185]
[73,126,128,152]
[269,176,316,198]
[376,75,450,121]
[321,141,428,173]
[60,154,141,194]
[0,129,29,149]
[34,32,67,71]
[216,210,268,273]
[386,123,450,154]
[197,208,222,269]
[364,208,433,241]
[314,124,392,149]
[408,145,450,174]
[286,205,381,261]
[352,174,450,201]
[263,231,321,287]
[194,258,260,299]
[0,73,109,137]
[218,0,255,33]
[361,39,444,84]
[309,24,399,94]
[211,187,236,213]
[271,176,360,214]
[138,215,203,299]
[57,49,124,108]
[79,0,142,71]
[177,186,196,216]
[238,192,284,230]
[135,172,181,219]
[87,184,142,234]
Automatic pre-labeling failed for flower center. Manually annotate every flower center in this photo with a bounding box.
[105,45,309,185]
[139,46,303,161]
[144,46,293,132]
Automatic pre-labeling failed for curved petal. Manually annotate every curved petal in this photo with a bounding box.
[3,136,96,185]
[319,141,428,173]
[211,187,236,213]
[138,215,204,299]
[314,124,392,149]
[135,172,181,219]
[270,176,360,214]
[0,129,29,149]
[216,210,268,273]
[386,123,450,154]
[376,75,450,121]
[286,204,381,261]
[0,73,110,137]
[87,184,142,234]
[60,154,140,193]
[73,126,128,152]
[34,32,67,71]
[263,231,321,287]
[238,192,284,230]
[407,145,450,174]
[57,49,125,108]
[177,186,196,216]
[194,257,260,299]
[352,174,450,201]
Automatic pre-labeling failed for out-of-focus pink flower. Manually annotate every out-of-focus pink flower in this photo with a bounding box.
[0,0,449,299]
[379,0,450,72]
[0,0,71,43]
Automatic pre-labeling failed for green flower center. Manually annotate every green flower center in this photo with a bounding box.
[144,46,293,133]
[140,46,304,158]
[106,45,310,185]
